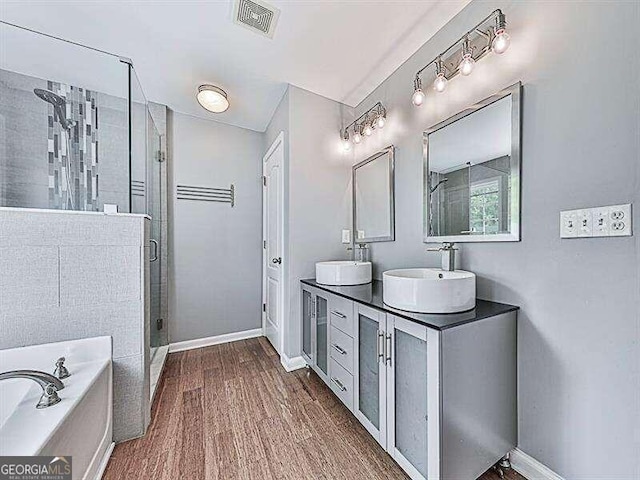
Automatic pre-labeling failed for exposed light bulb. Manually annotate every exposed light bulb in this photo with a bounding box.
[433,73,447,92]
[459,54,475,76]
[376,115,385,128]
[363,123,373,136]
[353,131,362,144]
[412,89,425,106]
[492,29,510,54]
[342,130,351,151]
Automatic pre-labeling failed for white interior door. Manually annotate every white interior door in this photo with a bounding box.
[262,133,284,354]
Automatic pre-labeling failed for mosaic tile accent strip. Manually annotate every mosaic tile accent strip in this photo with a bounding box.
[46,81,99,211]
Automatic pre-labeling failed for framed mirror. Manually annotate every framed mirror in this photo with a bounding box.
[424,82,522,243]
[353,145,395,243]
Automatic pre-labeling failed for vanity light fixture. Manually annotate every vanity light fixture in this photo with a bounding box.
[411,77,426,106]
[196,84,230,113]
[459,36,475,76]
[491,11,510,54]
[411,9,511,107]
[342,129,351,151]
[433,58,448,92]
[340,102,386,148]
[353,126,363,144]
[363,119,373,137]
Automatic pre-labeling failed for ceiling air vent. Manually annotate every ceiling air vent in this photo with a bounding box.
[233,0,281,39]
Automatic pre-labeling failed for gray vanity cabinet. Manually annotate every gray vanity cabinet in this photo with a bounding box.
[300,282,517,480]
[353,307,437,480]
[385,315,439,480]
[353,303,388,447]
[301,284,330,383]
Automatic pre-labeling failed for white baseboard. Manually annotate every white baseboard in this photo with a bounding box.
[280,353,307,372]
[169,328,263,353]
[94,441,115,480]
[510,448,565,480]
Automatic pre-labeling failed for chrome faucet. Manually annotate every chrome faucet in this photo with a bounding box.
[53,357,70,379]
[427,242,458,271]
[348,243,369,262]
[0,370,65,409]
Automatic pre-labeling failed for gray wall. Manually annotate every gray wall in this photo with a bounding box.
[351,1,639,477]
[264,85,353,358]
[169,112,263,343]
[0,209,151,443]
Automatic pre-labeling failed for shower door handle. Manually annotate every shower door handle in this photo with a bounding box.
[150,239,159,262]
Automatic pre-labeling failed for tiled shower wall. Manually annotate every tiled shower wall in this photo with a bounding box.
[0,68,129,211]
[0,208,151,442]
[46,81,99,210]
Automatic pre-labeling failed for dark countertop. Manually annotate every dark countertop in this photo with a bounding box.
[301,278,518,331]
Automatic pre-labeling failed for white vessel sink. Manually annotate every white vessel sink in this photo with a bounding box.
[383,268,476,314]
[316,261,372,286]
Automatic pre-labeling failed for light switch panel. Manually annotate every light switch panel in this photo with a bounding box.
[592,207,610,237]
[560,211,577,238]
[341,229,351,244]
[561,204,632,238]
[576,210,592,237]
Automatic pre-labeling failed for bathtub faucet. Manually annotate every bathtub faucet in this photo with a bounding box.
[0,370,65,409]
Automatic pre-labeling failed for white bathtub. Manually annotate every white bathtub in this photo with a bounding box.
[0,336,113,480]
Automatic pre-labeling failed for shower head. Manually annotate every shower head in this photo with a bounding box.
[34,88,75,130]
[430,177,448,194]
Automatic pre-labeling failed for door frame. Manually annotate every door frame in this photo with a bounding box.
[262,131,286,355]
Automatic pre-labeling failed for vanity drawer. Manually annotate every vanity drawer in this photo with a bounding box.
[330,325,354,373]
[329,296,353,336]
[329,358,353,411]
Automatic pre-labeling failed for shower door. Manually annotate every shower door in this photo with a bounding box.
[147,113,166,350]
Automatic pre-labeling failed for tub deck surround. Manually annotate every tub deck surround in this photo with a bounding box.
[301,278,518,330]
[0,337,112,480]
[0,208,151,442]
[103,337,523,480]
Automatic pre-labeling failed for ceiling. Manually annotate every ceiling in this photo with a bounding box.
[0,0,470,132]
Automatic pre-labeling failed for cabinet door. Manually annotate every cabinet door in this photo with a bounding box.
[314,292,329,381]
[354,304,387,447]
[301,287,314,364]
[386,315,439,480]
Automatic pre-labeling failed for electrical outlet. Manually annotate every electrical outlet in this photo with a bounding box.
[609,204,632,237]
[576,209,592,237]
[341,229,351,244]
[560,211,577,238]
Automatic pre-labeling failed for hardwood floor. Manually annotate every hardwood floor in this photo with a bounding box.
[103,337,525,480]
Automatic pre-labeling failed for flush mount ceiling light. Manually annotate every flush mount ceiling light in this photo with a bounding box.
[196,85,230,113]
[340,102,386,150]
[411,9,511,107]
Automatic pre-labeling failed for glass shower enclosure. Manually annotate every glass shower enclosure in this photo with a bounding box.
[0,21,168,369]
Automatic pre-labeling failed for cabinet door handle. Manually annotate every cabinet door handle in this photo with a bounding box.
[385,333,392,366]
[331,344,347,355]
[331,377,347,392]
[377,330,385,363]
[330,310,346,318]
